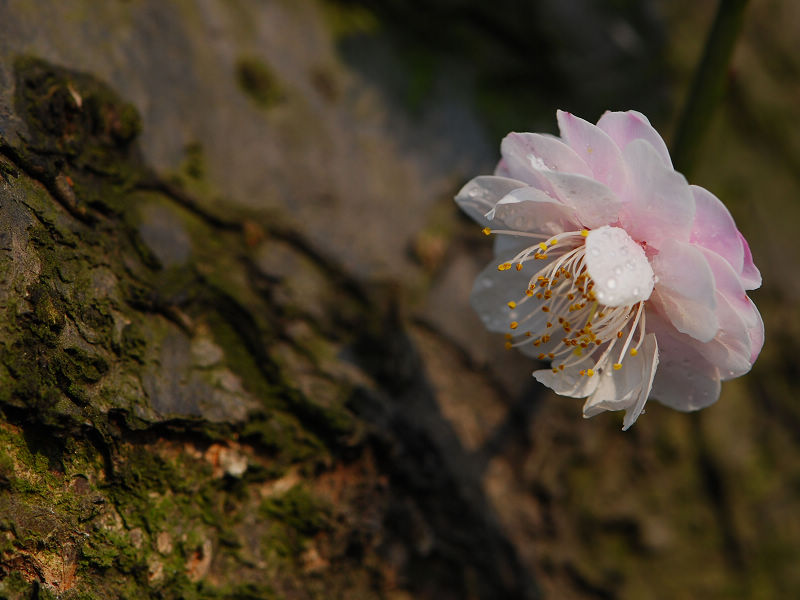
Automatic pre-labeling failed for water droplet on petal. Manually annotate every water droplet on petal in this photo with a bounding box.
[614,266,623,275]
[590,248,600,257]
[607,278,617,289]
[625,260,635,270]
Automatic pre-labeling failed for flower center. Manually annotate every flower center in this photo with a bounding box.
[490,225,654,377]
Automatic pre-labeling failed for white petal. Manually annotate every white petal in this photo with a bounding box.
[470,257,549,335]
[582,357,643,417]
[584,225,654,307]
[536,171,622,229]
[534,355,601,398]
[454,176,526,227]
[622,333,658,430]
[500,132,593,181]
[489,186,581,235]
[581,333,658,430]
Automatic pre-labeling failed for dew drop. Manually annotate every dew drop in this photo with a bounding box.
[625,260,635,271]
[632,287,640,296]
[590,248,600,256]
[606,278,617,289]
[614,266,623,276]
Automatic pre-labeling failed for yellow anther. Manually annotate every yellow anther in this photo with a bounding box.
[630,348,639,357]
[547,353,555,359]
[538,242,548,252]
[526,290,534,297]
[505,341,513,350]
[507,301,516,309]
[558,364,565,371]
[516,263,523,271]
[550,239,557,246]
[525,332,532,337]
[552,368,559,374]
[541,306,550,312]
[537,353,545,360]
[541,335,551,342]
[613,363,622,370]
[617,331,623,338]
[497,262,511,271]
[510,321,519,330]
[546,322,552,328]
[482,227,492,236]
[579,369,586,376]
[587,369,595,377]
[504,333,512,340]
[580,229,589,237]
[533,340,541,347]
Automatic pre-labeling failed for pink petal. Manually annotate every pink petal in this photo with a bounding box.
[596,110,672,168]
[701,248,764,366]
[689,185,744,274]
[618,139,695,248]
[454,176,527,227]
[499,132,593,183]
[651,239,718,342]
[646,311,722,411]
[739,232,762,290]
[556,110,628,193]
[489,187,581,235]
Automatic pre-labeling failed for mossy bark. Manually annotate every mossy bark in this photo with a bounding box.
[0,57,535,599]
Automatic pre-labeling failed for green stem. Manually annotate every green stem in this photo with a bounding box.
[670,0,751,176]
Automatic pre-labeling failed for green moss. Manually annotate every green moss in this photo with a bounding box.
[235,56,285,109]
[260,484,330,559]
[12,55,145,216]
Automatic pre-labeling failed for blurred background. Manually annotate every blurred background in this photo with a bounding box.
[0,0,798,598]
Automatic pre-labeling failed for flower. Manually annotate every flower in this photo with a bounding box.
[455,110,763,429]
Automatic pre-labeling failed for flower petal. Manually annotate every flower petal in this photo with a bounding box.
[651,239,718,342]
[739,232,762,290]
[499,132,593,183]
[556,110,627,193]
[623,333,659,430]
[534,355,602,399]
[581,333,658,430]
[455,176,527,227]
[689,185,744,275]
[470,256,549,335]
[700,248,764,366]
[618,139,695,248]
[489,187,581,235]
[534,171,622,229]
[596,110,672,167]
[647,311,722,411]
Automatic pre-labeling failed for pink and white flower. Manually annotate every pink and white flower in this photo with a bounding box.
[456,110,763,429]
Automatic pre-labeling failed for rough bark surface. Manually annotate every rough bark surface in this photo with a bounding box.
[0,1,799,600]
